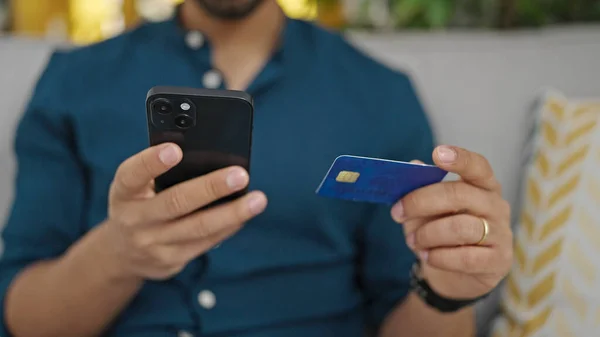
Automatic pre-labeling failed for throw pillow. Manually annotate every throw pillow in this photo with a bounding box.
[491,89,600,337]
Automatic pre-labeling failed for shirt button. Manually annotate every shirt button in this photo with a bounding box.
[185,31,205,50]
[203,70,223,89]
[178,331,194,337]
[198,290,216,309]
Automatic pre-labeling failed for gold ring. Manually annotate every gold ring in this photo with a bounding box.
[476,217,490,245]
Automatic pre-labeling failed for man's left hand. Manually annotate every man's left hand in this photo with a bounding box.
[391,145,513,300]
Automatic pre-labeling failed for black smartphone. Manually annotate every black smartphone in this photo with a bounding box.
[146,86,254,205]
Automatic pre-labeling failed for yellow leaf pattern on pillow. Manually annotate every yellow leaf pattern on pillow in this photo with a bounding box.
[491,93,600,337]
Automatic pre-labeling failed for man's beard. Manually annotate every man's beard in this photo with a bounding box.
[193,0,267,20]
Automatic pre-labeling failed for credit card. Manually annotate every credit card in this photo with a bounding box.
[316,155,448,205]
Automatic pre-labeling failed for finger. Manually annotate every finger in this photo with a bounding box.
[128,218,249,269]
[409,214,498,250]
[432,146,501,193]
[393,181,501,222]
[402,217,429,253]
[153,191,267,243]
[141,166,250,222]
[111,143,182,199]
[410,159,425,165]
[176,220,244,261]
[400,216,432,242]
[142,238,228,275]
[424,246,498,274]
[156,225,241,267]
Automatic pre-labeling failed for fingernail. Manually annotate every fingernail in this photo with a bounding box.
[437,146,457,163]
[420,251,429,262]
[226,168,249,190]
[406,233,415,249]
[159,145,180,166]
[248,193,267,215]
[391,202,405,222]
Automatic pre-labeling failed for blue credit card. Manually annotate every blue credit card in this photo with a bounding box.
[316,155,448,205]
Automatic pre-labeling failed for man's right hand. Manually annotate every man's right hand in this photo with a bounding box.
[102,143,267,281]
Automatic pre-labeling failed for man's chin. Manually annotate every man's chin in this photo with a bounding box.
[193,0,267,20]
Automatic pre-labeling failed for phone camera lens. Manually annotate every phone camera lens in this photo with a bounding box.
[174,115,193,129]
[152,99,172,115]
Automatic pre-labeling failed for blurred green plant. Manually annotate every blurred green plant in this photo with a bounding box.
[316,0,600,29]
[392,0,454,28]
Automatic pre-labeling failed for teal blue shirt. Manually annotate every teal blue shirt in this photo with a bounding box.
[0,15,435,337]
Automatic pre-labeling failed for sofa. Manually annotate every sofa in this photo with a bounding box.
[1,25,600,336]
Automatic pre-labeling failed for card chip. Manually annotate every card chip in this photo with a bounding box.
[336,171,360,183]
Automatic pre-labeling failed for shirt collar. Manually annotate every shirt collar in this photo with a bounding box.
[159,5,299,56]
[152,7,310,94]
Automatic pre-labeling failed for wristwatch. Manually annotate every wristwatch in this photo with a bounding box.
[409,261,490,313]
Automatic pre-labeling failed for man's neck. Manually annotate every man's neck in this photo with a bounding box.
[179,0,286,90]
[180,0,284,50]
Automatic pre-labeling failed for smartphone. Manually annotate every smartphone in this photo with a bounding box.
[146,86,254,205]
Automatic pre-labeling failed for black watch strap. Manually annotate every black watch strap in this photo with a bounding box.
[409,261,489,313]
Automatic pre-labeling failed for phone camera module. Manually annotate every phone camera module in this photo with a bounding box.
[174,114,193,129]
[152,98,172,115]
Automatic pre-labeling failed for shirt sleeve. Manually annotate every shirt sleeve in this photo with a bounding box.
[0,51,87,336]
[359,73,436,330]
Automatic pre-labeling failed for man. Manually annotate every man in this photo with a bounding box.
[0,0,513,336]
